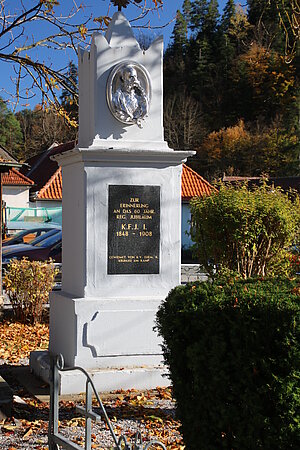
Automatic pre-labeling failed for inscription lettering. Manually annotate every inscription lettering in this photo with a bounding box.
[108,185,160,275]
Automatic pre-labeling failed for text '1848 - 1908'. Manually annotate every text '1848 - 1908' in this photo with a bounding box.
[107,185,160,274]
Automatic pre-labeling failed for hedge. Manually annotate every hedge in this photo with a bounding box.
[156,278,300,449]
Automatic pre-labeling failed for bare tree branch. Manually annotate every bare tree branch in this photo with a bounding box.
[0,0,164,125]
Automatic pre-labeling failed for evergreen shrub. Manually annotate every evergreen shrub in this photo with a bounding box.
[156,278,300,449]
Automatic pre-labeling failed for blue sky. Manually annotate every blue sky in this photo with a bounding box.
[0,0,228,111]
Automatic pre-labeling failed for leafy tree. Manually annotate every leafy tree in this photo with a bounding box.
[182,0,192,25]
[15,109,36,160]
[196,119,299,178]
[190,182,300,278]
[196,119,251,176]
[172,10,188,50]
[247,0,299,61]
[220,0,235,33]
[60,62,78,126]
[0,98,23,158]
[164,1,192,95]
[190,0,209,32]
[232,43,298,126]
[247,0,279,28]
[16,105,76,158]
[165,10,189,77]
[203,0,219,36]
[163,0,299,177]
[226,3,250,52]
[52,0,298,168]
[188,1,223,128]
[274,0,300,62]
[218,3,250,125]
[135,31,156,51]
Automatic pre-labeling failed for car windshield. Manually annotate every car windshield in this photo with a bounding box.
[3,229,28,242]
[30,229,60,246]
[34,231,62,248]
[4,228,58,245]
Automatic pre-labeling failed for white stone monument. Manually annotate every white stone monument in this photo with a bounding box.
[30,11,194,394]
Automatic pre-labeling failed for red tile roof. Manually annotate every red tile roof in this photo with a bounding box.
[21,141,75,194]
[0,145,22,172]
[37,167,62,200]
[2,168,34,186]
[34,159,215,201]
[181,164,216,200]
[0,146,20,165]
[223,175,300,194]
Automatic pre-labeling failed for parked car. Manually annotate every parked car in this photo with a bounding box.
[2,230,62,290]
[2,226,61,246]
[5,221,61,233]
[2,230,62,267]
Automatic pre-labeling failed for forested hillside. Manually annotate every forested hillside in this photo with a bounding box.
[0,0,298,180]
[164,0,299,179]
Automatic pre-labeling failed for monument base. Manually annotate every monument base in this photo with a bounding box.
[30,291,170,394]
[30,351,169,395]
[49,291,165,368]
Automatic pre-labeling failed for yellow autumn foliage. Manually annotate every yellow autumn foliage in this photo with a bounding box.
[3,258,58,324]
[201,119,250,162]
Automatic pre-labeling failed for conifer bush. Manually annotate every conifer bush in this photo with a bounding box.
[3,258,58,324]
[156,278,300,450]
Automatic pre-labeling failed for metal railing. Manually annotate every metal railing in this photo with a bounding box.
[49,353,167,450]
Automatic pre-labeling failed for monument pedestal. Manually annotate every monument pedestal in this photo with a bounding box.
[30,353,167,395]
[31,293,169,395]
[31,148,192,393]
[49,293,163,369]
[30,12,195,394]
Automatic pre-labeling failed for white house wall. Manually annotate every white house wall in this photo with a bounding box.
[3,187,30,208]
[30,200,62,209]
[181,202,193,249]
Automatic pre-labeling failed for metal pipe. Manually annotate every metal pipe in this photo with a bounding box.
[48,354,167,450]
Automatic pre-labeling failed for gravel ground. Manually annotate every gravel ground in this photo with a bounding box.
[0,312,183,449]
[0,364,184,450]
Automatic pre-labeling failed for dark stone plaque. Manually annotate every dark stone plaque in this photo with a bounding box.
[107,185,160,274]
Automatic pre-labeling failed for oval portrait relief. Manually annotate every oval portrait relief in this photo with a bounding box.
[106,61,151,128]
